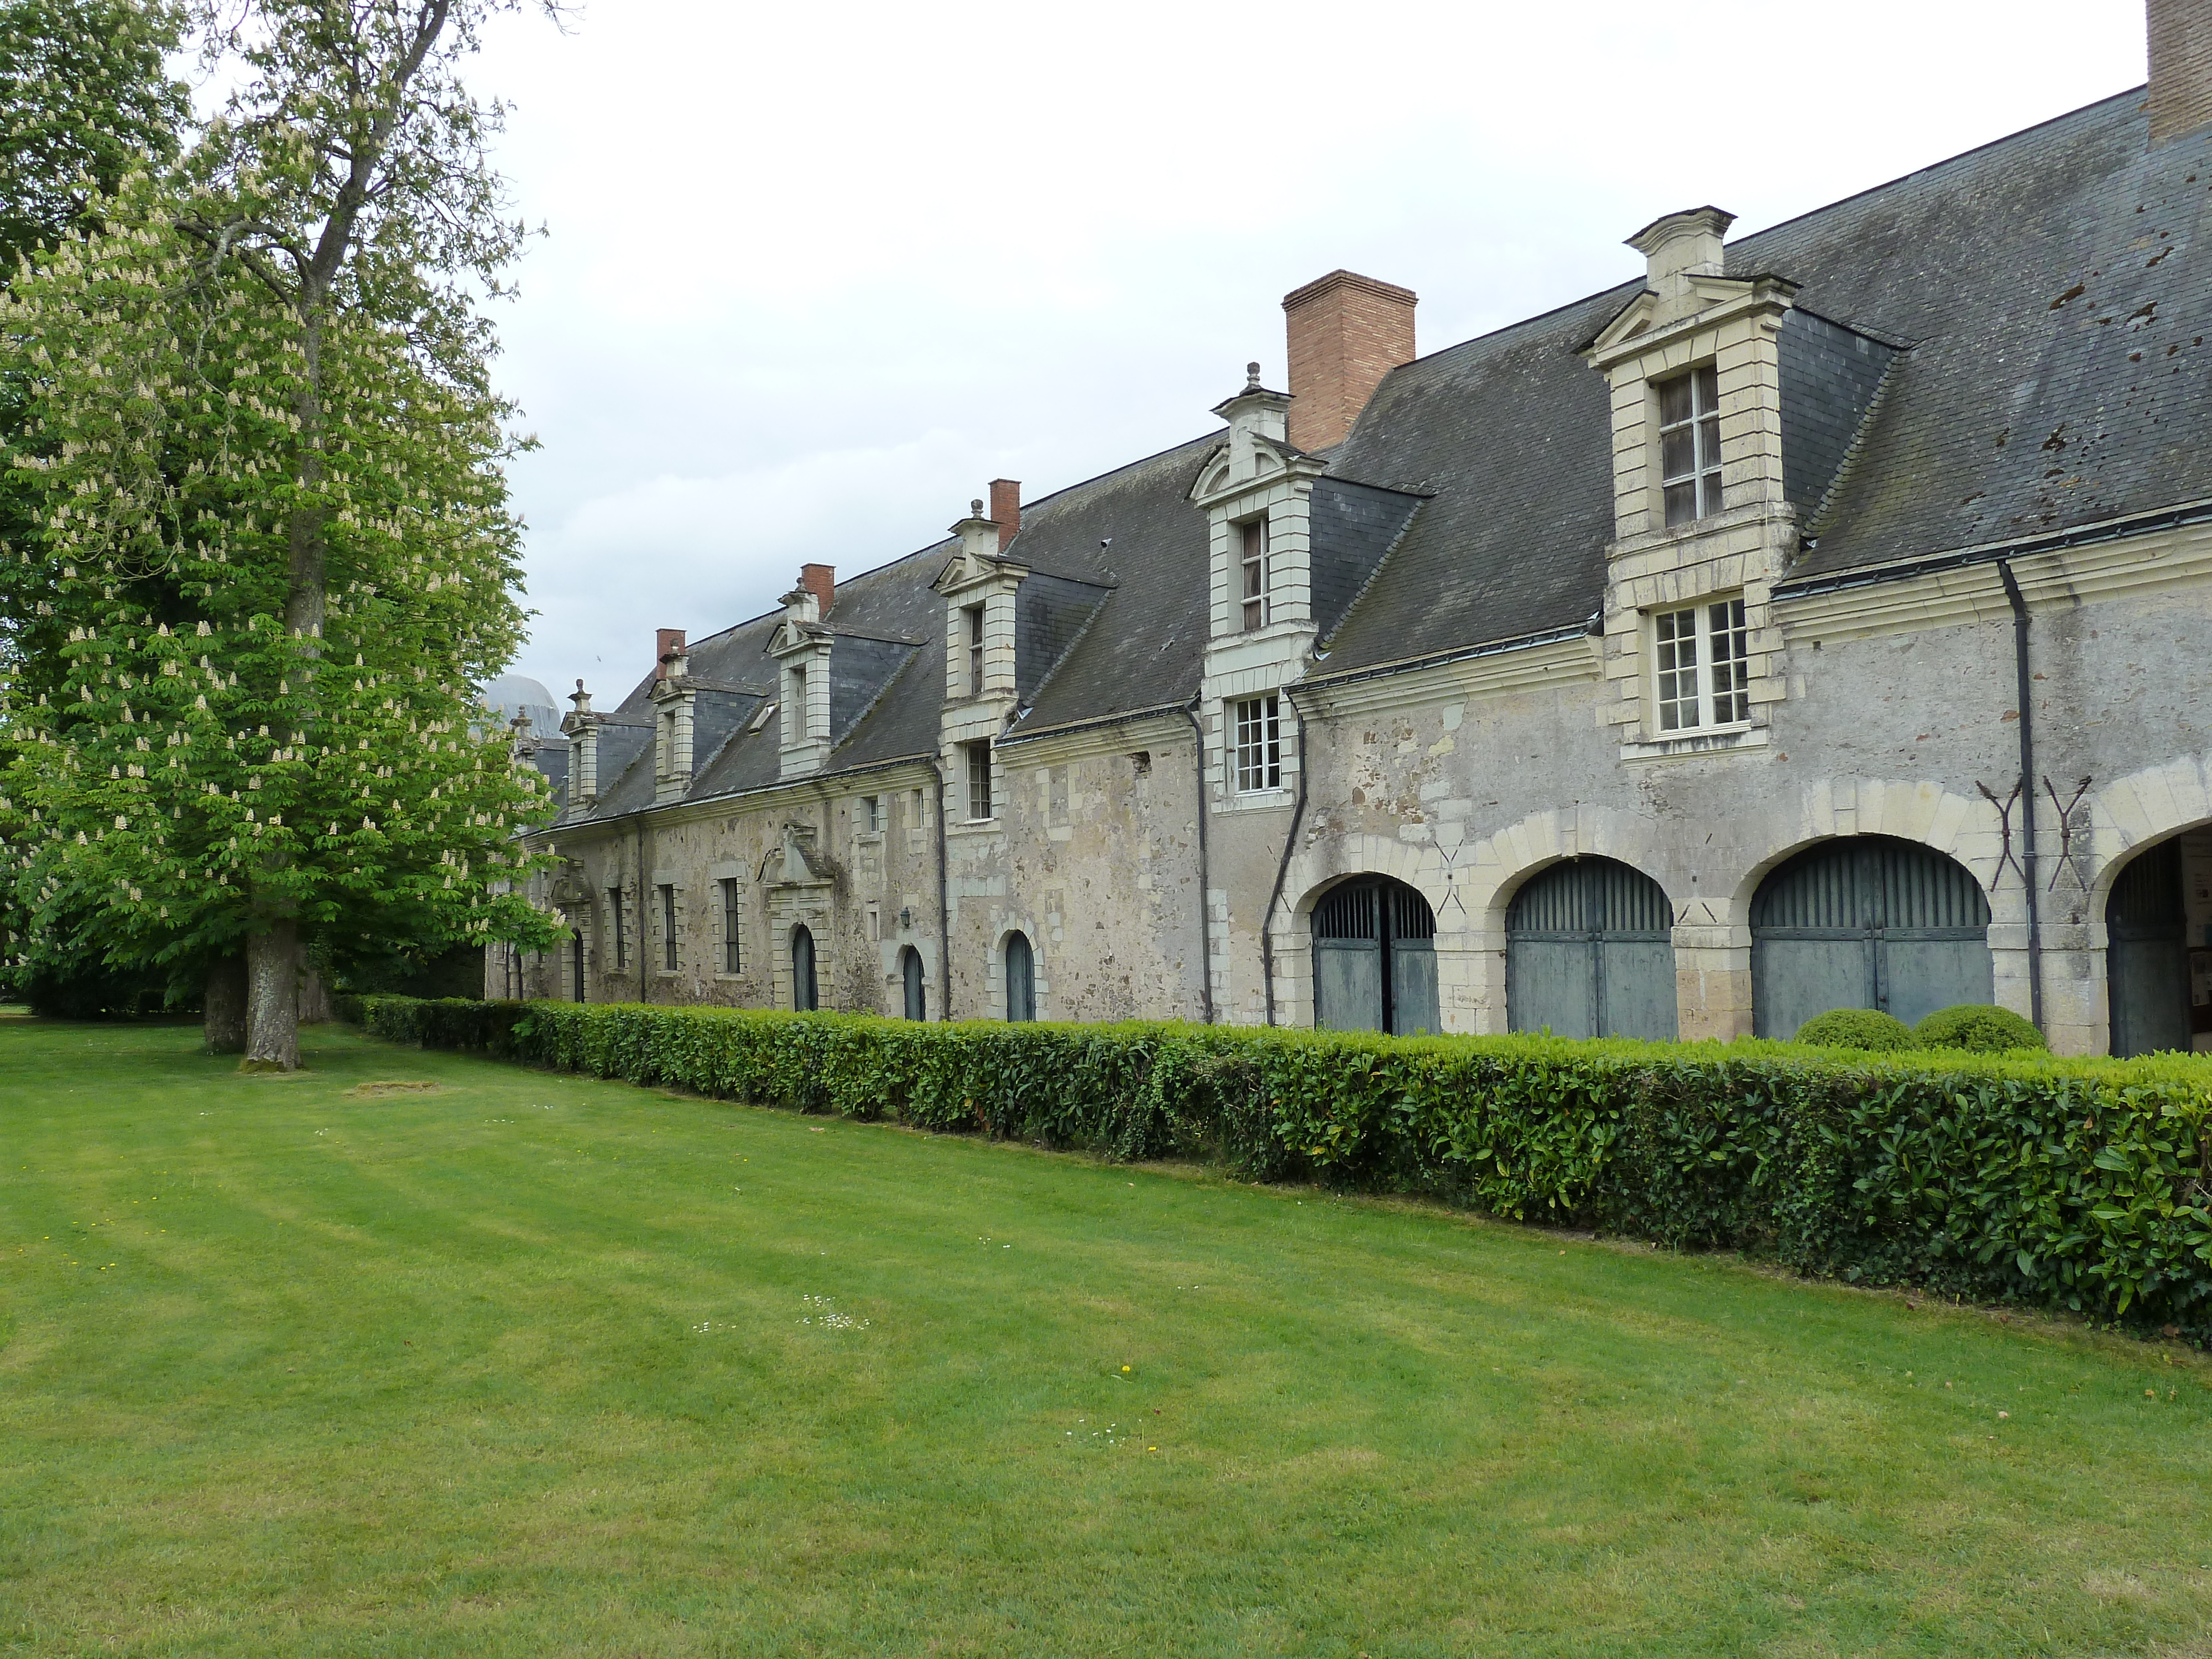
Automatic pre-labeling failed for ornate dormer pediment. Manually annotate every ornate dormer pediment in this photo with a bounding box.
[933,499,1028,598]
[763,822,834,889]
[770,576,833,778]
[1191,364,1324,509]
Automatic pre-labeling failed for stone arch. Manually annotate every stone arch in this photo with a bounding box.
[2061,753,2212,1055]
[986,922,1047,1021]
[1274,833,1452,1031]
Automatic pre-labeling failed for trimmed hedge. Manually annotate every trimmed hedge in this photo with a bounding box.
[1795,1008,1921,1052]
[1918,1003,2049,1053]
[347,995,2212,1339]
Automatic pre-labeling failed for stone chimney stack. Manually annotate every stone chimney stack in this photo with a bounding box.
[800,563,835,615]
[655,627,685,680]
[2150,0,2212,144]
[988,479,1021,550]
[1281,269,1417,452]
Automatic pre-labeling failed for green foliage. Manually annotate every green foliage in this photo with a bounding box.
[0,2,568,1001]
[0,0,189,270]
[1796,1008,1921,1052]
[1917,1003,2049,1053]
[348,997,2212,1337]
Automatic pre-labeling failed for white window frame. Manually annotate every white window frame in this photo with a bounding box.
[964,604,985,695]
[1232,693,1282,793]
[965,739,994,821]
[1239,517,1271,632]
[718,877,742,975]
[1650,595,1751,734]
[1657,364,1723,527]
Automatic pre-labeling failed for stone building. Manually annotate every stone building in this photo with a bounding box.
[503,1,2212,1057]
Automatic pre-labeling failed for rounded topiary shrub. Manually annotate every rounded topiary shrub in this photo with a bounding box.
[1915,1003,2048,1052]
[1793,1008,1921,1052]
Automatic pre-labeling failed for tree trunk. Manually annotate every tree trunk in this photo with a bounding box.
[204,952,248,1053]
[243,922,301,1071]
[298,959,333,1024]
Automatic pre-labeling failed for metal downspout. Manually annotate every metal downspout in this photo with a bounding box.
[1181,701,1215,1024]
[1998,560,2044,1032]
[927,756,953,1020]
[1260,687,1310,1029]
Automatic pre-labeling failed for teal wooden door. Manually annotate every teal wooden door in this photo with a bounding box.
[1005,932,1036,1021]
[792,926,818,1011]
[1751,837,1992,1039]
[2107,840,2190,1057]
[1312,879,1439,1035]
[1506,858,1676,1040]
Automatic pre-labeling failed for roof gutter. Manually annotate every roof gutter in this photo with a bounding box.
[995,700,1192,749]
[1998,560,2044,1035]
[1300,621,1594,696]
[1180,700,1215,1024]
[1773,498,2212,602]
[1260,686,1311,1029]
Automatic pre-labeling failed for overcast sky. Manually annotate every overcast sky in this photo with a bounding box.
[474,0,2151,702]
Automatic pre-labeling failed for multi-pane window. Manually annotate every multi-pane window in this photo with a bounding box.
[1653,597,1751,732]
[1239,518,1270,631]
[719,878,742,974]
[659,884,677,971]
[786,664,806,733]
[1658,364,1723,527]
[861,794,883,833]
[965,605,985,695]
[965,739,994,820]
[1233,693,1282,792]
[607,886,624,969]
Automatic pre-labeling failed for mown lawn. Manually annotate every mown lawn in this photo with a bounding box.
[2,1018,2209,1658]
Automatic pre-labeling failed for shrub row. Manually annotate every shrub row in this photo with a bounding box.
[349,995,2212,1339]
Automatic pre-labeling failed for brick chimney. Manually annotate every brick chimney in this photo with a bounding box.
[2150,0,2212,144]
[655,627,685,680]
[799,563,834,615]
[1281,269,1417,452]
[988,478,1021,550]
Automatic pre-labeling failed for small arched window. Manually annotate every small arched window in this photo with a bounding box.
[900,946,926,1021]
[791,925,818,1012]
[1004,931,1035,1022]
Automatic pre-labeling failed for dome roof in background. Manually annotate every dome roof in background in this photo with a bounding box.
[479,673,565,739]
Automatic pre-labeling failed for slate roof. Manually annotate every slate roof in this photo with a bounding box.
[546,85,2212,817]
[1319,87,2212,671]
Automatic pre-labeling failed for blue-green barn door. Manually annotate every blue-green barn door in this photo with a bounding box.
[2107,839,2190,1057]
[1750,837,1992,1039]
[1312,878,1439,1035]
[1506,858,1676,1040]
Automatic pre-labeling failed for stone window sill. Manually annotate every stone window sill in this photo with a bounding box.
[1619,724,1769,764]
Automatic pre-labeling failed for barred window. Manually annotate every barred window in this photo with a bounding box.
[719,878,742,974]
[660,883,677,971]
[1239,518,1270,632]
[1233,694,1282,792]
[607,886,624,969]
[1652,596,1751,732]
[966,739,994,821]
[1658,364,1723,526]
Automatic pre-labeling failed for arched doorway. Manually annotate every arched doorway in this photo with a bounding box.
[1506,858,1676,1040]
[1750,836,1992,1038]
[1312,877,1438,1035]
[900,946,927,1021]
[791,925,818,1011]
[2105,836,2209,1056]
[1004,932,1035,1021]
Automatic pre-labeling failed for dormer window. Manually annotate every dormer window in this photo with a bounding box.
[1652,596,1750,732]
[964,605,984,695]
[787,662,806,718]
[1659,365,1722,526]
[1240,518,1271,631]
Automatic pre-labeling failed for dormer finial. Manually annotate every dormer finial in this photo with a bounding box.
[1245,361,1261,390]
[971,497,984,517]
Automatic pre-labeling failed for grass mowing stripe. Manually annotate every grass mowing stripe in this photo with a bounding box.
[2,1018,2209,1657]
